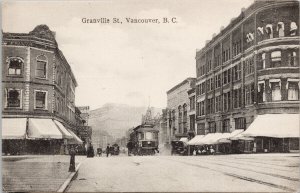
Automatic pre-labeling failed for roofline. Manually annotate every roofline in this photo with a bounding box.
[195,0,299,57]
[166,77,196,94]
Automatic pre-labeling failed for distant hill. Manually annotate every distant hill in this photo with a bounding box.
[89,103,162,141]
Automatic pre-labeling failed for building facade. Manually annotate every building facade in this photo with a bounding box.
[2,25,82,154]
[195,0,299,152]
[166,78,196,143]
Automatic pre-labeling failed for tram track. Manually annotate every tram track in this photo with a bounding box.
[162,157,297,192]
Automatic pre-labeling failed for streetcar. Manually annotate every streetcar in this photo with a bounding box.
[128,124,159,156]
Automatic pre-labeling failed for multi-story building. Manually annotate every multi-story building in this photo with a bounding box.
[166,78,196,143]
[2,25,82,154]
[195,0,299,153]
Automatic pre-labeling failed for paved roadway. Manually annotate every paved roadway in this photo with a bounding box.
[67,153,299,192]
[2,155,86,192]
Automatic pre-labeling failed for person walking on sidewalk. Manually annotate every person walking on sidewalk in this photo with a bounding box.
[106,144,111,157]
[69,146,76,172]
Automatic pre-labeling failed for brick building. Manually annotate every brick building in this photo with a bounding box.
[2,25,83,155]
[166,78,196,143]
[194,0,299,153]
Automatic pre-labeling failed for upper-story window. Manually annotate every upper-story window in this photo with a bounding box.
[266,24,273,39]
[233,40,241,57]
[222,119,230,133]
[270,51,281,67]
[34,90,47,110]
[36,55,47,79]
[258,81,266,103]
[215,74,221,88]
[261,53,266,69]
[244,57,254,75]
[287,80,299,101]
[290,22,298,36]
[245,83,255,106]
[215,95,221,112]
[233,63,241,81]
[207,59,212,72]
[277,22,285,38]
[7,57,23,76]
[190,96,195,111]
[288,50,298,66]
[270,80,281,101]
[6,89,22,108]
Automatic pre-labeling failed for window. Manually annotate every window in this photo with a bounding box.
[6,89,22,108]
[235,117,246,130]
[207,98,214,114]
[208,122,216,133]
[207,79,211,91]
[196,102,200,116]
[222,119,230,133]
[35,90,47,109]
[270,81,281,101]
[245,57,254,75]
[36,55,47,78]
[223,92,231,111]
[277,22,285,38]
[7,57,23,75]
[215,74,221,88]
[223,71,227,84]
[271,51,281,67]
[215,95,221,112]
[290,22,297,36]
[288,81,299,101]
[258,81,266,103]
[288,51,298,66]
[233,88,241,108]
[245,84,254,106]
[233,63,241,81]
[261,53,266,69]
[199,101,205,116]
[210,78,214,90]
[189,96,195,110]
[228,69,231,83]
[266,24,273,39]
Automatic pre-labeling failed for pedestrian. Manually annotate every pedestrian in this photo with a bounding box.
[210,146,215,155]
[69,145,76,172]
[106,144,110,157]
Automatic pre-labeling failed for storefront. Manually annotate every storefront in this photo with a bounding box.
[2,118,82,155]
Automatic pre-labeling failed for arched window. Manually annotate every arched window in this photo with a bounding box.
[7,57,23,75]
[266,24,273,39]
[36,55,47,78]
[277,22,285,37]
[290,22,298,36]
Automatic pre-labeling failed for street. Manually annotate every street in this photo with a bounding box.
[67,153,299,192]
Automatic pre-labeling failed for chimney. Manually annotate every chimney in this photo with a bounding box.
[212,33,216,38]
[220,26,224,32]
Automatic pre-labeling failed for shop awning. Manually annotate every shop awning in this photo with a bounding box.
[67,129,83,144]
[230,132,254,141]
[2,118,27,139]
[187,135,205,145]
[53,120,73,139]
[218,129,245,143]
[27,118,63,139]
[242,114,300,138]
[179,137,189,143]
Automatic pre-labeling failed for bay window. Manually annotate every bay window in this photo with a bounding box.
[270,80,281,101]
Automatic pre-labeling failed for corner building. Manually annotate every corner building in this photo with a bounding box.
[2,25,82,154]
[195,0,299,153]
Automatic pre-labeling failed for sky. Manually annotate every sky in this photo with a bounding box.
[2,0,253,110]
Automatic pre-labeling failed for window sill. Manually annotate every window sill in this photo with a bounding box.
[34,108,48,111]
[6,75,24,78]
[35,77,48,80]
[4,107,23,110]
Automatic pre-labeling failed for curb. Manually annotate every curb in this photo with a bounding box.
[57,161,83,192]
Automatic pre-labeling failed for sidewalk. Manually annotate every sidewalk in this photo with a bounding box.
[2,155,86,192]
